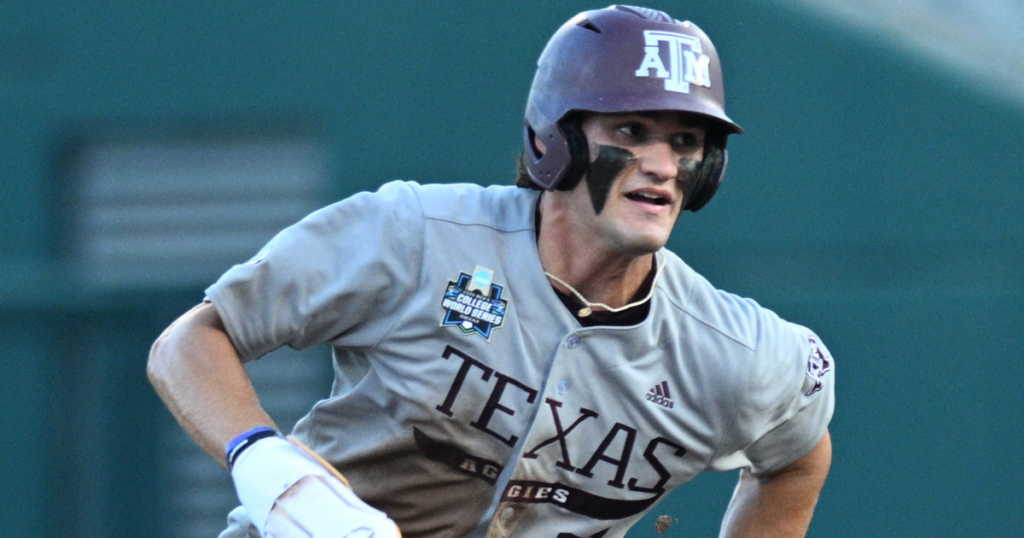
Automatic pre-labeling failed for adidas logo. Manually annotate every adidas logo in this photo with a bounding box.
[646,381,674,409]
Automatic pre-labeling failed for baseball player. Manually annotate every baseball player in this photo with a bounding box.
[148,5,834,538]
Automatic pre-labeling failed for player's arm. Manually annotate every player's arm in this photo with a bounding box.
[147,301,275,465]
[718,430,831,538]
[148,301,401,537]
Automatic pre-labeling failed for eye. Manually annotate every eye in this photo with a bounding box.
[616,122,646,140]
[671,132,700,150]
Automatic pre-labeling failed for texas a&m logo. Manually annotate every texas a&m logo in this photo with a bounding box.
[634,29,711,94]
[804,336,832,396]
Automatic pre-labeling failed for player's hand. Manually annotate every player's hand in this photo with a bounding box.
[231,434,401,537]
[265,473,401,538]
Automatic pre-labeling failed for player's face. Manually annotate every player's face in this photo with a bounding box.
[570,111,706,255]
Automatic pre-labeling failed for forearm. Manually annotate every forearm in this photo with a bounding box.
[147,302,277,467]
[719,431,831,538]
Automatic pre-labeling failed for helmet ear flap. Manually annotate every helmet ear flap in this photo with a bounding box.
[685,130,728,212]
[524,113,592,191]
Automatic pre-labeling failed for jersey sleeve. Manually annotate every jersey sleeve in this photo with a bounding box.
[205,180,425,361]
[709,319,835,475]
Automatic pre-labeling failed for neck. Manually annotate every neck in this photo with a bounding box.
[536,196,656,309]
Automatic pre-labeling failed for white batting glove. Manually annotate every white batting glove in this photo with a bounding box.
[230,434,401,538]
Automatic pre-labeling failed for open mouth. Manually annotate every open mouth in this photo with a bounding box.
[626,191,670,206]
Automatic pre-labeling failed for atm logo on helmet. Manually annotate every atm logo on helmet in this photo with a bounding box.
[634,30,711,94]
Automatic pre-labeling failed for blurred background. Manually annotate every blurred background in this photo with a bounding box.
[1,0,1021,536]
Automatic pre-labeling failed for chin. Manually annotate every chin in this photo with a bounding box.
[597,218,674,256]
[620,232,670,256]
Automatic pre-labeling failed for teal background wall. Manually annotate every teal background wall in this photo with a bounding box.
[1,0,1021,536]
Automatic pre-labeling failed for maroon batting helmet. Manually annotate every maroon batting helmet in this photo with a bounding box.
[524,5,743,211]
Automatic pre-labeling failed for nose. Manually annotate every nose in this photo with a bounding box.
[636,141,678,181]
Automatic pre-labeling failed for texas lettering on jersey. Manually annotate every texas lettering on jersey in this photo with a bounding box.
[418,344,689,520]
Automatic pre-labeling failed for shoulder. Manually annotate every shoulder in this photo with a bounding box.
[283,180,425,235]
[323,179,425,218]
[288,180,533,233]
[412,182,539,233]
[655,252,835,467]
[327,181,539,230]
[656,249,828,398]
[655,250,778,352]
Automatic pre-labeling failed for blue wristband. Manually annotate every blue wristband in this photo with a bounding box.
[225,426,279,470]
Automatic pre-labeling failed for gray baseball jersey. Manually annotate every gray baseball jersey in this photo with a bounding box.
[207,180,835,538]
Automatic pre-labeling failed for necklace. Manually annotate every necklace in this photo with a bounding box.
[544,254,666,318]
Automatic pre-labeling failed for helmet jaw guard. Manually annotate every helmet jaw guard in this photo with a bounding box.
[524,5,743,210]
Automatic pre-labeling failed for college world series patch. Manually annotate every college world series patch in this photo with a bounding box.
[440,266,508,340]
